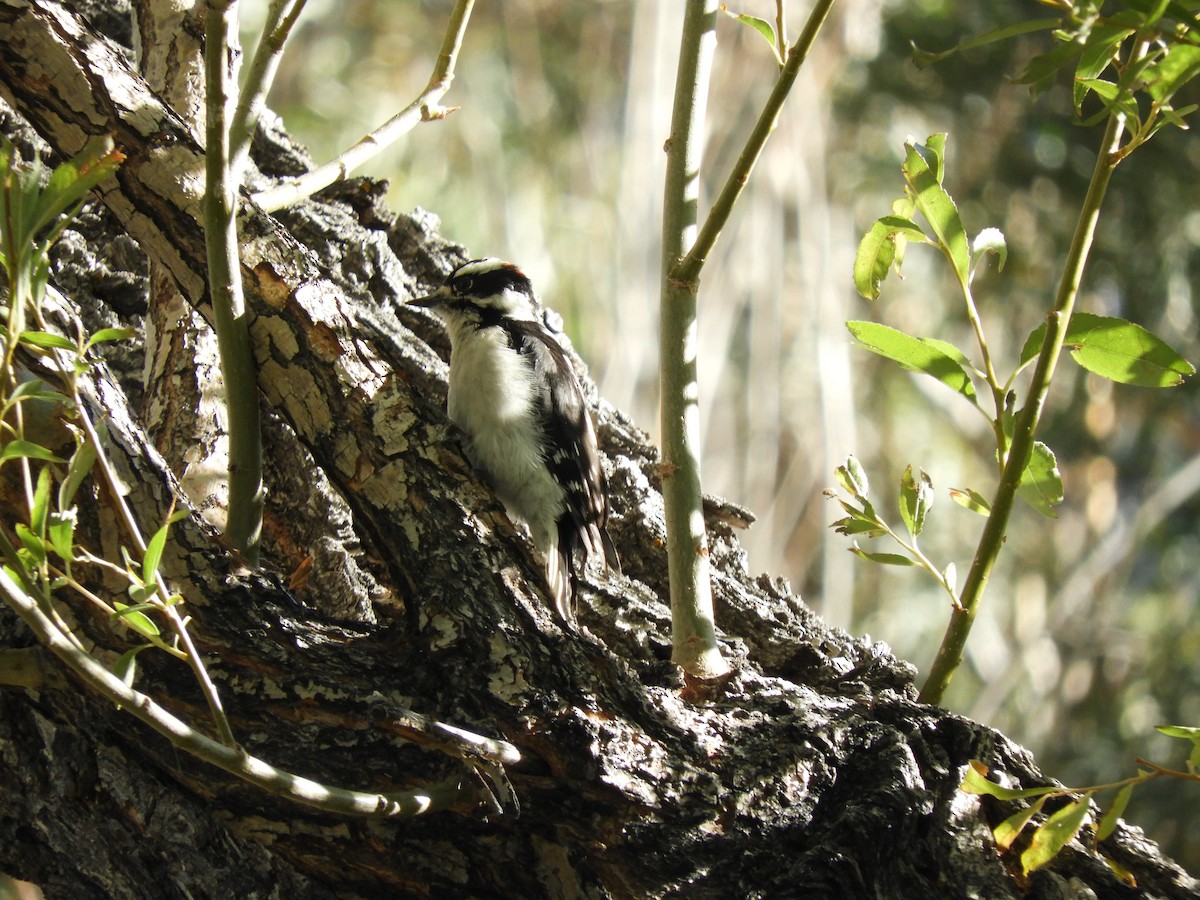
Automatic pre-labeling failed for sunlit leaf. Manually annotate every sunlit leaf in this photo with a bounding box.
[1073,24,1135,113]
[1156,724,1200,773]
[854,216,929,300]
[831,517,887,539]
[899,465,934,538]
[847,321,979,405]
[836,455,871,499]
[0,440,65,464]
[1101,853,1138,887]
[719,7,782,65]
[47,510,76,566]
[18,330,77,352]
[142,517,173,587]
[971,227,1007,274]
[943,561,957,595]
[902,137,970,286]
[1021,313,1194,386]
[1021,795,1093,874]
[850,545,918,567]
[5,378,71,410]
[112,645,145,690]
[995,797,1047,852]
[85,327,137,349]
[949,487,992,516]
[961,761,1061,801]
[1147,42,1200,103]
[1018,441,1064,518]
[59,439,98,510]
[1096,783,1134,841]
[112,601,160,638]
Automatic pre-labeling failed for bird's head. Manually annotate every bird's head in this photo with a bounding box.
[409,258,538,325]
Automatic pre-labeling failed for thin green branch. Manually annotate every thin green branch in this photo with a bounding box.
[661,0,836,677]
[248,0,475,212]
[0,565,484,818]
[205,0,264,566]
[918,109,1128,706]
[230,0,309,177]
[660,0,727,678]
[74,389,237,745]
[675,0,836,283]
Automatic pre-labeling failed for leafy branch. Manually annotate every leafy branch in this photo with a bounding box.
[962,725,1200,879]
[0,138,516,819]
[834,1,1200,706]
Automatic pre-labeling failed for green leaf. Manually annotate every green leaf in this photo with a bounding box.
[142,518,171,586]
[971,227,1007,274]
[18,330,77,352]
[949,487,992,516]
[847,321,979,405]
[831,517,887,539]
[30,464,52,534]
[1074,317,1193,386]
[995,797,1048,852]
[836,455,870,499]
[1018,441,1064,518]
[850,545,918,567]
[853,216,929,300]
[719,7,782,65]
[1096,783,1134,841]
[1147,42,1200,103]
[1014,40,1086,95]
[1156,724,1200,773]
[943,562,957,595]
[126,581,156,605]
[902,137,969,287]
[1021,795,1093,874]
[0,440,66,464]
[15,523,47,568]
[1021,313,1195,386]
[59,439,98,510]
[28,137,124,238]
[85,327,137,350]
[1074,25,1135,114]
[5,378,70,410]
[47,510,76,565]
[961,762,1061,801]
[112,601,161,638]
[910,18,1059,70]
[899,465,934,538]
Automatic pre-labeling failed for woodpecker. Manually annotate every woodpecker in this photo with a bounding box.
[410,258,619,624]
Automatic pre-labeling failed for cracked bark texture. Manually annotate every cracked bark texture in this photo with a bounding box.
[0,2,1196,897]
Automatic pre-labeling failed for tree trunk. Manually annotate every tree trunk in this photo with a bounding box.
[0,2,1196,897]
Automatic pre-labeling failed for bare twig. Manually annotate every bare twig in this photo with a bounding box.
[249,0,475,212]
[230,0,309,176]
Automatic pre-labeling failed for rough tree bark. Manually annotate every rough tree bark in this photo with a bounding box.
[0,2,1196,898]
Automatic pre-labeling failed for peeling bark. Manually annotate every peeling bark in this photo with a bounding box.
[0,2,1197,897]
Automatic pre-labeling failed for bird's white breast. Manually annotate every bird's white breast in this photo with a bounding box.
[445,323,565,540]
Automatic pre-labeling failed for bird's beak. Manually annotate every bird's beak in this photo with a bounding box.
[408,285,450,308]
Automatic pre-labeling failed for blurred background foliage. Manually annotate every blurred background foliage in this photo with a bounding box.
[252,0,1199,870]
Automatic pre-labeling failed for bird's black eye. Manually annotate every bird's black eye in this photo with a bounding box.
[455,277,474,294]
